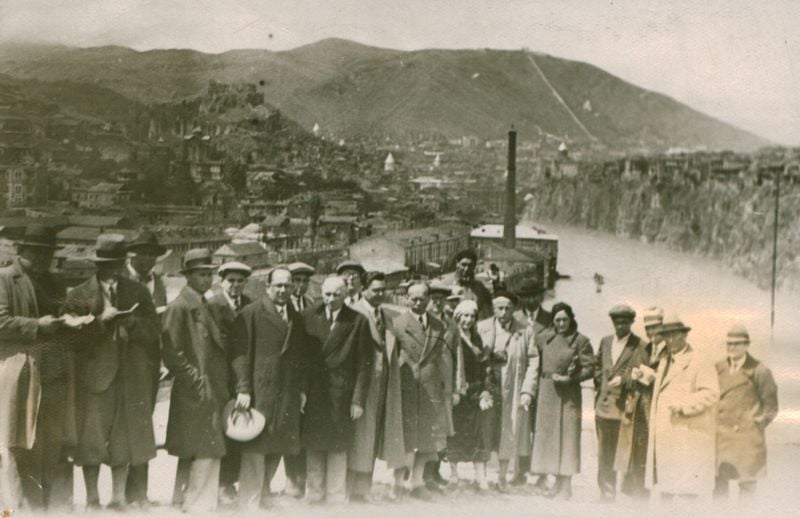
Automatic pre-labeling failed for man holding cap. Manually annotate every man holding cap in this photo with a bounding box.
[0,225,69,511]
[616,307,666,498]
[289,262,315,312]
[205,261,253,504]
[337,260,365,307]
[593,304,642,501]
[714,325,778,498]
[645,314,719,500]
[65,234,160,511]
[161,249,227,512]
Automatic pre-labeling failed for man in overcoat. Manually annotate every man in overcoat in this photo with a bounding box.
[121,229,167,509]
[593,304,642,501]
[205,261,252,503]
[64,234,159,511]
[615,307,665,498]
[645,314,719,500]
[301,276,372,503]
[230,266,307,510]
[337,260,365,307]
[347,271,405,502]
[161,248,227,512]
[513,277,551,334]
[392,282,452,500]
[714,324,778,498]
[0,225,70,510]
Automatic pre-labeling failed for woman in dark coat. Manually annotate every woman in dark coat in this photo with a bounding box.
[446,300,492,491]
[531,302,594,500]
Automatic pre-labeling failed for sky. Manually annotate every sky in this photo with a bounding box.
[1,0,799,145]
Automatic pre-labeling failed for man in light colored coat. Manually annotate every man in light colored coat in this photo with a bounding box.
[645,314,719,500]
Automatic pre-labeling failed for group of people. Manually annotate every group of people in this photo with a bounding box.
[0,226,780,513]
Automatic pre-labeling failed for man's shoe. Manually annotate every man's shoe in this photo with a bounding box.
[387,485,407,502]
[509,474,528,486]
[494,479,509,494]
[409,486,434,501]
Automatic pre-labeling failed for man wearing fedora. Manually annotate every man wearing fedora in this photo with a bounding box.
[645,314,719,500]
[615,307,666,499]
[230,266,308,510]
[714,324,778,499]
[514,277,551,334]
[122,229,167,509]
[64,233,160,511]
[205,261,253,504]
[161,249,228,512]
[593,304,642,501]
[0,224,70,511]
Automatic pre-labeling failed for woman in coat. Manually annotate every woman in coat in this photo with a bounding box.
[531,302,594,500]
[476,291,538,491]
[446,300,492,491]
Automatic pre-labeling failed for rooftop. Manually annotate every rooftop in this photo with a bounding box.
[470,224,558,241]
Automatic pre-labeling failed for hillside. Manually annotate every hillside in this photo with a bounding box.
[0,39,769,150]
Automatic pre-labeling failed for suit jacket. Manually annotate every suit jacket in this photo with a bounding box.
[122,264,167,311]
[290,293,315,313]
[393,310,451,454]
[514,306,552,335]
[64,275,159,465]
[594,333,642,420]
[348,298,406,471]
[230,296,306,455]
[301,303,373,451]
[161,285,227,459]
[645,344,719,495]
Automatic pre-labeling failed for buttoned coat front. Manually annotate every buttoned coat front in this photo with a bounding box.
[64,275,159,465]
[161,286,228,459]
[230,297,306,455]
[301,303,372,451]
[715,354,778,480]
[393,311,451,454]
[645,344,719,495]
[348,299,406,471]
[594,334,642,420]
[477,317,539,461]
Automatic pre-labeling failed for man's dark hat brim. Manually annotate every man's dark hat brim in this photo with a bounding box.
[454,249,478,264]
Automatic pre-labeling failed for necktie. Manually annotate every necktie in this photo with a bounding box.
[278,305,287,322]
[327,310,334,326]
[108,284,117,307]
[235,297,242,311]
[375,307,385,336]
[418,314,426,330]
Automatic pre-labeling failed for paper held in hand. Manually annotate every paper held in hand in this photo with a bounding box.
[62,313,95,329]
[100,302,140,321]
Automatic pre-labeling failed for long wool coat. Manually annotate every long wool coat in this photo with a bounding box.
[230,297,306,456]
[393,311,452,455]
[715,354,778,480]
[0,259,74,449]
[161,286,228,459]
[64,275,159,466]
[645,344,719,496]
[531,329,594,475]
[348,300,406,472]
[477,317,538,461]
[301,303,372,451]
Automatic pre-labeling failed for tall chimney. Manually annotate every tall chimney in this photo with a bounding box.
[504,127,517,249]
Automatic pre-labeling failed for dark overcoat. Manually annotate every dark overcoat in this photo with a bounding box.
[230,297,306,455]
[206,288,252,395]
[393,311,451,455]
[161,286,228,459]
[348,299,406,471]
[301,303,372,451]
[531,329,594,475]
[593,334,642,420]
[715,354,778,480]
[64,275,159,465]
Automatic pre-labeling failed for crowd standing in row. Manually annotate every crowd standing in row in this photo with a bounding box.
[0,225,780,512]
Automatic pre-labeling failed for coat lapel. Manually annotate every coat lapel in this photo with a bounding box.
[660,346,691,390]
[11,260,39,317]
[611,335,638,376]
[420,314,443,363]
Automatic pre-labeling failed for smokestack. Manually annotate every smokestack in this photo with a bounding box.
[504,127,517,249]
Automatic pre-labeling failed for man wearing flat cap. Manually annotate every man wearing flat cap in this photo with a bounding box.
[205,261,253,504]
[615,306,666,498]
[714,324,778,499]
[0,225,71,511]
[477,290,538,490]
[337,260,365,307]
[289,262,315,313]
[645,314,719,500]
[64,234,160,511]
[161,249,227,512]
[451,249,492,319]
[122,229,167,508]
[514,277,551,335]
[593,304,642,501]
